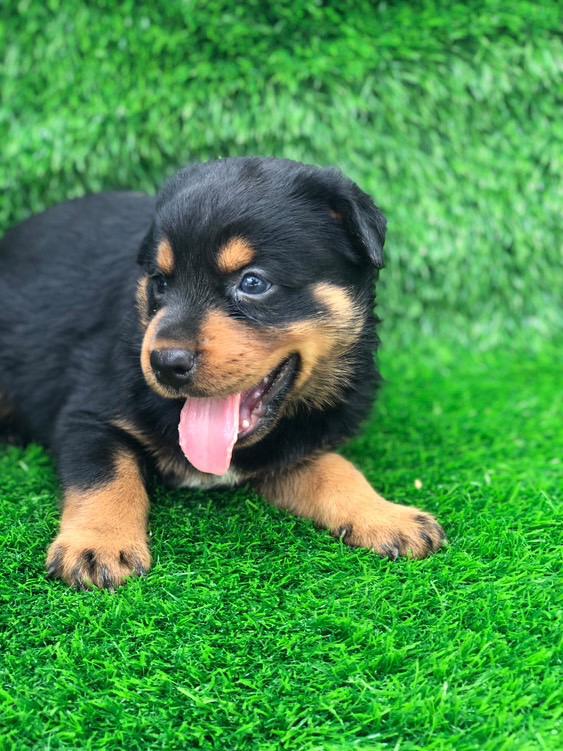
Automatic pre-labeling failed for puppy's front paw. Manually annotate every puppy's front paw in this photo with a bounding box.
[337,505,446,560]
[46,528,151,590]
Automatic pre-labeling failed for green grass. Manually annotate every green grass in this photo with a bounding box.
[1,342,561,750]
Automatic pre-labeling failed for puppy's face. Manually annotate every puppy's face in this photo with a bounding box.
[136,158,386,460]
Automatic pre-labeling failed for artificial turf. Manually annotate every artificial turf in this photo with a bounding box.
[1,340,561,750]
[2,1,561,336]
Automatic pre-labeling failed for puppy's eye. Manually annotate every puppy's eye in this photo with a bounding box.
[238,273,271,296]
[151,274,168,299]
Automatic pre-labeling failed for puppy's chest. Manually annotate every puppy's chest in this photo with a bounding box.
[154,449,243,490]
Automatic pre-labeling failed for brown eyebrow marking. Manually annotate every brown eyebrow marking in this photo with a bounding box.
[217,237,256,274]
[156,239,175,275]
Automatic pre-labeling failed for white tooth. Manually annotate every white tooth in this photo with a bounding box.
[263,377,269,384]
[242,419,250,429]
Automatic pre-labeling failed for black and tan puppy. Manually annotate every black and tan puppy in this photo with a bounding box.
[0,157,444,589]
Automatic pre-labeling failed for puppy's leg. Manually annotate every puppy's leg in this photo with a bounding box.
[257,453,445,559]
[46,423,151,589]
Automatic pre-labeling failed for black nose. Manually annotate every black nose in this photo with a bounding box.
[150,348,197,389]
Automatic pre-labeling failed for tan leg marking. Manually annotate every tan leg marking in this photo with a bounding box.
[259,453,445,559]
[46,451,151,589]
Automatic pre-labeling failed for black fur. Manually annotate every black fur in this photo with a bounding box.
[0,157,385,506]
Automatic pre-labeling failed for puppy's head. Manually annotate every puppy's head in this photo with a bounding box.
[136,158,386,474]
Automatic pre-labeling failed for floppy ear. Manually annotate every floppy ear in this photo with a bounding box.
[326,174,386,269]
[330,184,386,269]
[300,167,387,268]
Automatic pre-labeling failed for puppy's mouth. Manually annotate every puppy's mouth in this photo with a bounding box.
[178,355,299,476]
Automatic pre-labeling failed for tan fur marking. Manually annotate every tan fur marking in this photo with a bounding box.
[258,453,445,559]
[217,238,256,274]
[195,304,359,409]
[196,310,293,396]
[291,283,365,407]
[139,308,181,399]
[156,239,175,275]
[46,451,151,588]
[136,276,150,328]
[314,283,360,331]
[140,283,364,409]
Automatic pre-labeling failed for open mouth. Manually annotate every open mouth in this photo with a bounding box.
[237,355,298,439]
[178,355,299,476]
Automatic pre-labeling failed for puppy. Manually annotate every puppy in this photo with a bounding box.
[0,157,445,589]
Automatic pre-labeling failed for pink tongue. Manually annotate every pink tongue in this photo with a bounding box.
[178,393,241,476]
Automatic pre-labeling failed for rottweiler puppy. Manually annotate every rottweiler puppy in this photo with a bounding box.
[0,157,445,589]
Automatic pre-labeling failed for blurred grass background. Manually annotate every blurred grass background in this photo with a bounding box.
[1,0,561,341]
[1,3,562,750]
